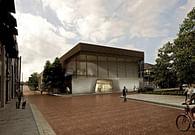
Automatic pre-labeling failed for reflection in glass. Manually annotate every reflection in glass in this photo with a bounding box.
[87,55,97,76]
[118,58,126,77]
[65,57,76,75]
[108,57,117,78]
[77,55,86,76]
[98,56,107,77]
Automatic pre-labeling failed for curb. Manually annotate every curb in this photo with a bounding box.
[30,104,56,135]
[120,96,186,110]
[50,91,122,97]
[128,97,184,109]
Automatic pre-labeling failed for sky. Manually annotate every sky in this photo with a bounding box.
[15,0,195,81]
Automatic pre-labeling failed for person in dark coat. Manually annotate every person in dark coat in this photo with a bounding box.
[123,86,128,102]
[16,89,23,109]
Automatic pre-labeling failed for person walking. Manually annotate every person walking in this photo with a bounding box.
[192,85,195,104]
[66,86,70,95]
[189,85,195,104]
[16,89,23,109]
[184,86,190,101]
[184,85,193,104]
[40,88,43,95]
[123,86,128,102]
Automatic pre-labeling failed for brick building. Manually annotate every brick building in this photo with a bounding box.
[0,0,20,107]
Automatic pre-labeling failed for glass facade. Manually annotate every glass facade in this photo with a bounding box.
[65,57,76,76]
[108,57,117,78]
[98,56,107,78]
[64,54,142,78]
[117,58,126,78]
[87,55,97,76]
[76,55,86,76]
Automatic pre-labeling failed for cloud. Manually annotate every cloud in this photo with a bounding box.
[179,0,195,13]
[15,0,195,81]
[16,12,72,81]
[124,0,180,38]
[39,0,183,41]
[174,0,195,26]
[40,0,126,42]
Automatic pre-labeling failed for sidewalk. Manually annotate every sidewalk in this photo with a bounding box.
[0,99,39,135]
[0,98,56,135]
[126,94,195,109]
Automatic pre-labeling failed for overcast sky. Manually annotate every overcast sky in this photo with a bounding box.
[15,0,195,81]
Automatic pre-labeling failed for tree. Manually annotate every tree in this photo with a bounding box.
[153,42,177,88]
[42,58,65,93]
[51,57,65,92]
[153,8,195,89]
[173,7,195,89]
[28,72,38,90]
[42,60,52,89]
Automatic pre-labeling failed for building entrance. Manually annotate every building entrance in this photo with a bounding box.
[95,80,112,93]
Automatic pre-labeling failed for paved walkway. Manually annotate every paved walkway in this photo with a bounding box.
[126,94,195,109]
[0,99,39,135]
[0,85,56,135]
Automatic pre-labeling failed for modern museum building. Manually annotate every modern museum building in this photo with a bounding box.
[60,42,144,94]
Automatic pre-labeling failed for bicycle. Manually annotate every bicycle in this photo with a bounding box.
[176,103,195,131]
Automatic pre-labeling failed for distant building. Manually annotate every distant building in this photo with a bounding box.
[60,42,144,94]
[144,63,154,87]
[0,0,20,107]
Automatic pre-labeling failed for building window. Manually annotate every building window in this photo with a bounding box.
[108,57,117,78]
[76,55,86,76]
[138,60,144,78]
[87,55,97,77]
[98,56,108,78]
[65,57,76,76]
[117,58,126,78]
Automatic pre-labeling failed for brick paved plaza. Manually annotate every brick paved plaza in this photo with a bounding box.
[25,88,195,135]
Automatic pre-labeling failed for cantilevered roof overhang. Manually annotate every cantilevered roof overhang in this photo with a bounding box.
[60,42,144,62]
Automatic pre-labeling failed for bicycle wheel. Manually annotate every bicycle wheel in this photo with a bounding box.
[176,114,191,132]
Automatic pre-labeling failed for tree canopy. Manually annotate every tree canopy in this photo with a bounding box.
[153,42,176,88]
[173,7,195,86]
[153,8,195,88]
[28,72,38,90]
[42,57,65,92]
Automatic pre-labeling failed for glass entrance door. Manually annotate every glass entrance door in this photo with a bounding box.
[95,80,112,93]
